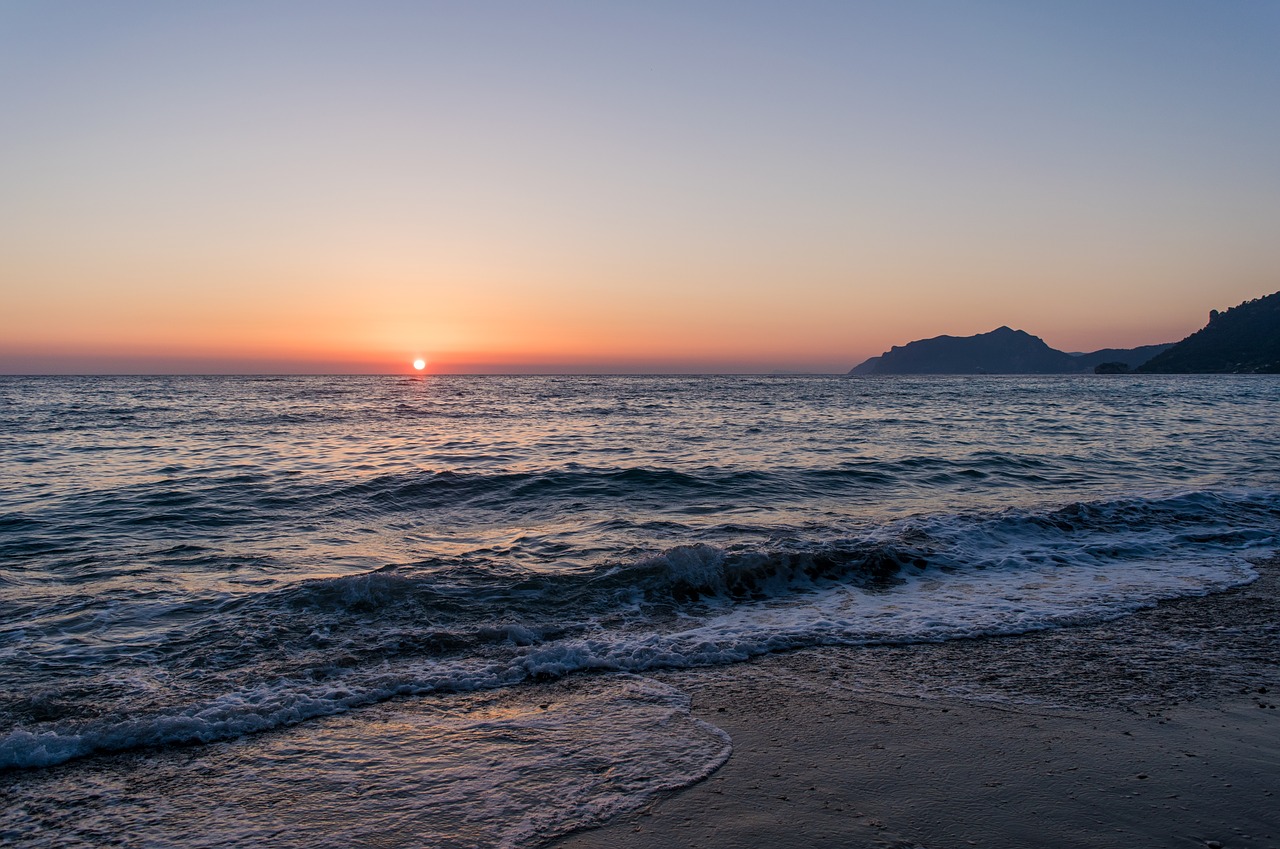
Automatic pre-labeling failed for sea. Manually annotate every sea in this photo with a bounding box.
[1,374,1277,848]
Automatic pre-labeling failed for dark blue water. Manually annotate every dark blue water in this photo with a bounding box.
[2,375,1277,847]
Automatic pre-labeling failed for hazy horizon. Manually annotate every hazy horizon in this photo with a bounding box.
[0,323,1199,375]
[3,1,1278,374]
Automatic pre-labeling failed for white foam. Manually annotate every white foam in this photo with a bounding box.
[3,491,1273,771]
[1,676,731,849]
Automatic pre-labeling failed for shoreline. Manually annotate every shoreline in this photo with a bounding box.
[552,557,1280,849]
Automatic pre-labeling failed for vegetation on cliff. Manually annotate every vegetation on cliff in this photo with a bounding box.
[1137,292,1280,374]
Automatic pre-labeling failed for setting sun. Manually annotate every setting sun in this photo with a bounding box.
[413,359,426,371]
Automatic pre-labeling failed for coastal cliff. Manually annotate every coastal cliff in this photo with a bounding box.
[1137,292,1280,374]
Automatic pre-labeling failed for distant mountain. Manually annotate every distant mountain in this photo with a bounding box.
[1137,291,1280,374]
[849,327,1073,375]
[848,327,1170,375]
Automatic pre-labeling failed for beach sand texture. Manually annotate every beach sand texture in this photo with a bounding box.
[555,558,1280,849]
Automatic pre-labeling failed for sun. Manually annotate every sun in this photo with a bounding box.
[412,358,426,371]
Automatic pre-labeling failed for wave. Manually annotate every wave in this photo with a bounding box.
[283,489,1278,615]
[1,489,1274,771]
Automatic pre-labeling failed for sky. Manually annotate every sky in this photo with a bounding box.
[2,0,1279,374]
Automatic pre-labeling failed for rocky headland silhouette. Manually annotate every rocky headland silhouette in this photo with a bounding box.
[850,291,1278,375]
[1137,291,1280,373]
[848,327,1169,375]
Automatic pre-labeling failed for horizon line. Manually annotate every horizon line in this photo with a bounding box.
[0,371,850,378]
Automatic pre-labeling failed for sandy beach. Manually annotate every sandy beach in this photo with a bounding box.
[554,557,1280,849]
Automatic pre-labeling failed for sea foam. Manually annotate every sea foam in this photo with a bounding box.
[2,490,1271,771]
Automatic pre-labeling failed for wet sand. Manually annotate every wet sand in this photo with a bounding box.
[553,558,1280,849]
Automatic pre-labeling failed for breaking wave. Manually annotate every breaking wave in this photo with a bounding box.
[2,489,1274,771]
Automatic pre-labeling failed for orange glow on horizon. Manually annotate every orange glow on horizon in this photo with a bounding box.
[3,5,1278,376]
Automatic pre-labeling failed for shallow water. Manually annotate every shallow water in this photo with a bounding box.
[2,374,1277,845]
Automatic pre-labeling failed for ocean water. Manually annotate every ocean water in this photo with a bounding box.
[1,374,1277,847]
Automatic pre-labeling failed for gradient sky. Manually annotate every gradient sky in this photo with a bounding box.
[2,0,1279,373]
